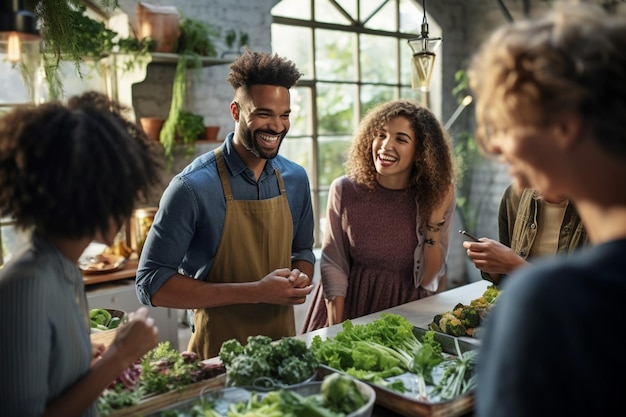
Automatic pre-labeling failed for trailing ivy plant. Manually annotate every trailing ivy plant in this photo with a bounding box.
[160,16,219,163]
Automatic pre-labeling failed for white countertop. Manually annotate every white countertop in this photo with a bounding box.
[298,280,491,345]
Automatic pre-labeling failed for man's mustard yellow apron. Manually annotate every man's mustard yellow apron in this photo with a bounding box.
[188,147,295,359]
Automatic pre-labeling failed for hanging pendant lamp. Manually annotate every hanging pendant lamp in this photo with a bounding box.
[0,0,39,64]
[407,0,442,93]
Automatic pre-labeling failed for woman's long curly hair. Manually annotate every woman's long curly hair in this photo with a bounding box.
[0,91,165,239]
[345,99,455,224]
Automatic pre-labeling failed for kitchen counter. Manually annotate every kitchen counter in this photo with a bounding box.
[298,280,490,346]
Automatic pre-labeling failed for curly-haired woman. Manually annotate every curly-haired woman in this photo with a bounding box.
[0,91,164,417]
[302,99,456,332]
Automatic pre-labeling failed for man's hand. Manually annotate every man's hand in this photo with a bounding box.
[463,238,528,275]
[258,268,313,305]
[288,268,311,288]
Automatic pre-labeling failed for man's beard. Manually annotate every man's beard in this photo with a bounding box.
[238,124,285,160]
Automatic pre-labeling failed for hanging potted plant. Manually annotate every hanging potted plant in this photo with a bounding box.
[159,16,219,161]
[27,1,154,99]
[221,29,249,59]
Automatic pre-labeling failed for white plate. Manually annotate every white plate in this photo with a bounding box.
[79,254,127,274]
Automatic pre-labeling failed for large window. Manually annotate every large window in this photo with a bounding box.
[271,0,439,246]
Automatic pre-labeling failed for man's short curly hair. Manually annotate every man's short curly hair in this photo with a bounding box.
[227,48,302,93]
[0,91,165,239]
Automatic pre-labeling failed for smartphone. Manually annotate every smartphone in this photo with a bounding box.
[459,230,480,242]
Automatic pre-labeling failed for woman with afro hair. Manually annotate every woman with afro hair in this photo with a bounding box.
[0,91,164,417]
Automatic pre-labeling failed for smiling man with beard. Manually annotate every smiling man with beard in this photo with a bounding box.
[136,49,315,359]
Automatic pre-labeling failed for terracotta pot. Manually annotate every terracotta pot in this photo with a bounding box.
[139,117,165,142]
[204,126,220,141]
[137,2,180,53]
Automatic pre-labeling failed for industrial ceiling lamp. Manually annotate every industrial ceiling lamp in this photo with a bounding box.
[407,0,442,93]
[0,0,40,65]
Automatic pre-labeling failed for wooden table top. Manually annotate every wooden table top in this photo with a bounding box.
[82,257,138,285]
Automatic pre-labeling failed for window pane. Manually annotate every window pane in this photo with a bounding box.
[360,85,396,116]
[400,86,424,103]
[281,136,313,173]
[315,30,356,81]
[272,25,314,79]
[360,35,398,83]
[273,0,311,20]
[363,0,396,31]
[317,135,351,187]
[400,41,413,88]
[335,0,357,19]
[272,0,442,248]
[0,41,42,104]
[0,63,31,104]
[289,87,312,136]
[317,83,357,135]
[315,0,352,24]
[58,61,107,98]
[399,0,422,33]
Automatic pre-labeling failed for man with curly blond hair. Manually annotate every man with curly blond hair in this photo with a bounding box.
[468,2,626,415]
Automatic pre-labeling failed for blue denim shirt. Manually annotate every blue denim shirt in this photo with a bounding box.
[135,133,315,306]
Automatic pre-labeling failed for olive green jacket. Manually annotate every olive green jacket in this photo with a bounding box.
[484,185,589,285]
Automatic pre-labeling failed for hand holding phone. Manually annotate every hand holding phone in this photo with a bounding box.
[459,230,480,242]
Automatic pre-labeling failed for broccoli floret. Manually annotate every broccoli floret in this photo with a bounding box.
[271,337,318,385]
[268,337,308,368]
[243,335,273,358]
[439,313,467,337]
[227,354,272,387]
[459,306,481,328]
[218,338,244,367]
[223,336,319,388]
[469,296,490,309]
[483,285,500,304]
[277,353,317,385]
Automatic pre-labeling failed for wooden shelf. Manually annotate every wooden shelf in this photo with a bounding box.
[149,53,233,67]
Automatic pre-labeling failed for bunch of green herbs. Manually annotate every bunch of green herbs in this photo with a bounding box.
[219,335,319,388]
[310,313,478,400]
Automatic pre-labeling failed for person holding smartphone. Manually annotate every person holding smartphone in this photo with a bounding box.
[463,184,588,286]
